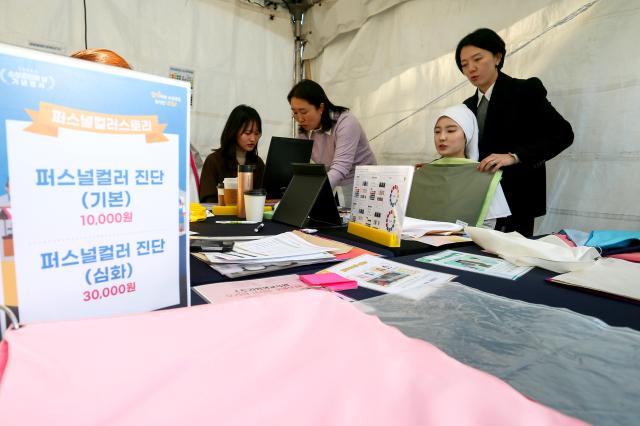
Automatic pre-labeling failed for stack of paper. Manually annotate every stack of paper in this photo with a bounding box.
[194,274,311,304]
[290,230,379,260]
[401,217,471,246]
[193,232,338,278]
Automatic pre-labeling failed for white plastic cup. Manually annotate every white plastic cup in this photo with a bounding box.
[244,188,267,222]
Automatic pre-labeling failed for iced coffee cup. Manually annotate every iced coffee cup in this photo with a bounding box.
[223,177,238,205]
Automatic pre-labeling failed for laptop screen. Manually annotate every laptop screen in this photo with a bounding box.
[261,136,313,199]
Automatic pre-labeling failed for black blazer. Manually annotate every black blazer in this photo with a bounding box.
[464,72,574,217]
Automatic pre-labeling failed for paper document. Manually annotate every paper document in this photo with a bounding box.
[234,232,332,257]
[194,275,309,304]
[290,230,379,260]
[292,230,353,254]
[190,235,265,241]
[417,250,532,280]
[322,255,455,300]
[402,217,463,238]
[201,250,334,264]
[191,232,347,279]
[407,235,472,247]
[550,257,640,301]
[205,258,338,279]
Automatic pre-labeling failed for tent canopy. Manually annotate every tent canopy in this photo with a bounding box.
[1,0,637,233]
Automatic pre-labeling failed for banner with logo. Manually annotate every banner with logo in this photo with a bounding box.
[0,43,190,324]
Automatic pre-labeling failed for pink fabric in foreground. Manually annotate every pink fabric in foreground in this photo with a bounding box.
[0,291,585,425]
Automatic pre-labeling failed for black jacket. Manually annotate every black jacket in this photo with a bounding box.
[464,72,574,217]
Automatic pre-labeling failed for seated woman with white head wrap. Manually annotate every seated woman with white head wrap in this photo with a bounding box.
[433,104,510,228]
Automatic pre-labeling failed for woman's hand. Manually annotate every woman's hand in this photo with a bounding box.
[477,153,517,173]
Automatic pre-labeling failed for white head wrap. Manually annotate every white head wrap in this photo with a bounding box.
[434,104,479,160]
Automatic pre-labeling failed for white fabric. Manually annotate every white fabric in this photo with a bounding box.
[436,105,511,221]
[402,217,463,238]
[552,257,640,301]
[485,185,511,221]
[466,227,600,274]
[306,0,640,234]
[336,183,353,208]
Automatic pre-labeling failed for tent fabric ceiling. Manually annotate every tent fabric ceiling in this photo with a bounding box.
[305,0,640,233]
[303,0,411,59]
[0,0,637,233]
[0,0,295,201]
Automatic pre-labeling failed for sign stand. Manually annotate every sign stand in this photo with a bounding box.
[272,164,341,228]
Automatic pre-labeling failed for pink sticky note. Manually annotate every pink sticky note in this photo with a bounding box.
[299,273,358,290]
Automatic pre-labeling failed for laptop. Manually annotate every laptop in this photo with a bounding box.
[260,136,313,199]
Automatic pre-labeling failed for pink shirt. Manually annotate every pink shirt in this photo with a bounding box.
[299,111,377,188]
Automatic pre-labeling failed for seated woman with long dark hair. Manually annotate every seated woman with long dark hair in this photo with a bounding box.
[199,105,265,203]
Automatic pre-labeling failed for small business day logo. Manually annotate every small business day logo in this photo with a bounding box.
[151,90,182,108]
[0,66,56,90]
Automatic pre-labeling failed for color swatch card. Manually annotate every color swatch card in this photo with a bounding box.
[350,166,415,241]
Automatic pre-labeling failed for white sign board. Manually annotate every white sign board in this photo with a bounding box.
[0,44,190,324]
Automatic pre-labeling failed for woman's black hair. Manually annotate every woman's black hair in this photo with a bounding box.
[217,105,261,169]
[287,79,348,131]
[455,28,506,72]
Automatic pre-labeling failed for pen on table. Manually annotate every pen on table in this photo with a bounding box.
[254,223,265,233]
[217,220,258,224]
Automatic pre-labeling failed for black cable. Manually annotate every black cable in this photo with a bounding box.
[83,0,88,49]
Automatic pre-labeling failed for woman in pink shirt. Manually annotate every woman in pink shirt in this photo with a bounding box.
[288,79,376,207]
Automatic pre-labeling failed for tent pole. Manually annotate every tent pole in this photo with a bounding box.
[294,12,304,84]
[291,9,306,136]
[285,1,316,136]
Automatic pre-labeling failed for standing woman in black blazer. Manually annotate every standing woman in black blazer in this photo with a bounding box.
[455,28,574,237]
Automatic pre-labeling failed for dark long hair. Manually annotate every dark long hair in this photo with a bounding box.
[287,79,348,132]
[217,105,262,169]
